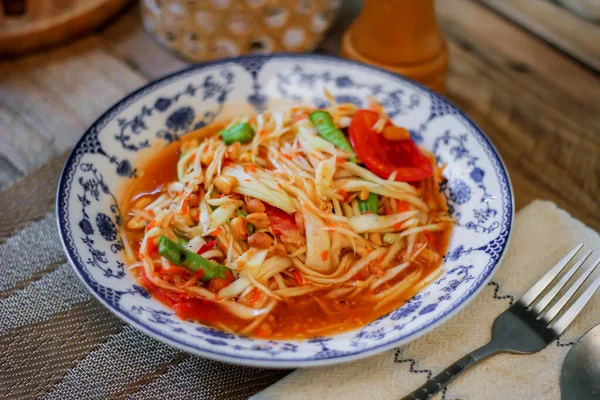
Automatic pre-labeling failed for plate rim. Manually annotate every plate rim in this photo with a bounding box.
[56,53,514,368]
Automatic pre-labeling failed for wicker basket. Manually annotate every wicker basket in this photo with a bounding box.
[141,0,341,62]
[0,0,130,56]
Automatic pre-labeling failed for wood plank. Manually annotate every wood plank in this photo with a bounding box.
[15,36,147,124]
[436,0,600,146]
[0,155,22,191]
[478,0,600,73]
[0,105,56,175]
[98,6,189,80]
[0,63,85,151]
[0,152,68,240]
[445,38,600,231]
[0,34,149,180]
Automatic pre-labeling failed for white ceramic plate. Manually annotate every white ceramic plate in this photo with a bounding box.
[57,54,513,368]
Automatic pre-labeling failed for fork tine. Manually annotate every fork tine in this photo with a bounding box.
[531,251,592,315]
[543,257,600,323]
[519,243,583,307]
[550,272,600,335]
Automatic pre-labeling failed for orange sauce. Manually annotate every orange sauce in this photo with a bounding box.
[121,130,453,339]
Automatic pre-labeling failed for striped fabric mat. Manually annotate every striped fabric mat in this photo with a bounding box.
[0,153,290,399]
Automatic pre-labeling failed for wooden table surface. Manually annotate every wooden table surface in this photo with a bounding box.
[1,0,599,231]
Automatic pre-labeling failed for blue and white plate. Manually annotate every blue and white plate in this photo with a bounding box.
[57,54,513,368]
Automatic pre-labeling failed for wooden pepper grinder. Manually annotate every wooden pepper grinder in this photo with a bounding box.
[341,0,448,94]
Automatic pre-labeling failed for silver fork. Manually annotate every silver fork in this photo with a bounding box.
[401,244,600,400]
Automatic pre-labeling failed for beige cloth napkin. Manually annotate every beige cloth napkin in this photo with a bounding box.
[254,200,600,400]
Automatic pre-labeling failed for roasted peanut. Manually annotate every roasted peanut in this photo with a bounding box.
[200,152,213,167]
[246,212,270,229]
[190,208,200,221]
[274,242,287,256]
[214,175,239,195]
[247,198,265,213]
[226,142,241,160]
[294,212,305,233]
[358,190,370,201]
[231,217,249,241]
[248,232,273,249]
[369,232,383,246]
[189,193,200,207]
[267,242,287,258]
[238,152,252,163]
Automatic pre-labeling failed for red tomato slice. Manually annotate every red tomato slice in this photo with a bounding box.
[264,204,298,235]
[263,204,305,244]
[349,110,433,182]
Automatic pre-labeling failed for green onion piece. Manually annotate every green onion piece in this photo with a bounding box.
[235,210,247,218]
[309,111,356,162]
[358,192,379,214]
[219,123,255,145]
[157,236,230,282]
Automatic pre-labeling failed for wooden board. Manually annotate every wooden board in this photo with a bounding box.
[478,0,600,73]
[0,0,130,56]
[0,35,145,180]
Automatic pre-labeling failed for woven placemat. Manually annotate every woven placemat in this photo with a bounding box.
[0,152,291,400]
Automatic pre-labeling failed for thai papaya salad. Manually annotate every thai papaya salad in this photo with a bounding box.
[122,97,453,339]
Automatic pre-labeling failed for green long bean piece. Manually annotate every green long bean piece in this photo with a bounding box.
[358,192,379,214]
[309,111,356,162]
[219,123,255,144]
[158,236,230,281]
